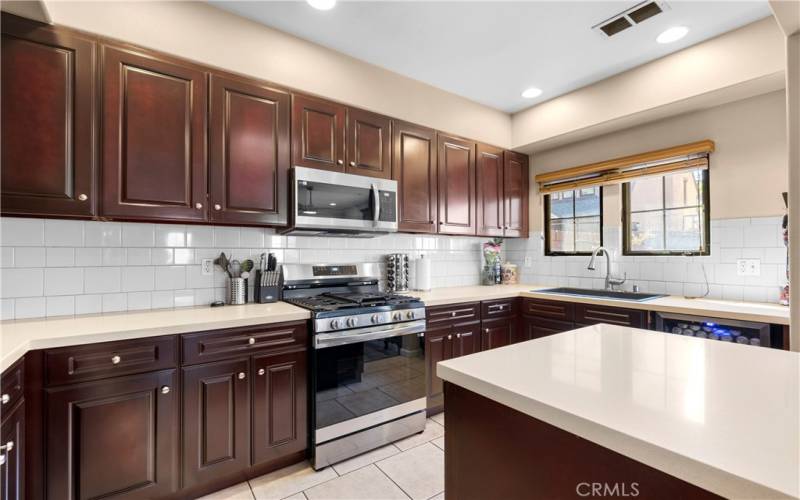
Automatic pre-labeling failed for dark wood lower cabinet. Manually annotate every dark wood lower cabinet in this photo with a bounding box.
[424,325,451,411]
[519,316,575,342]
[481,317,515,350]
[452,322,480,357]
[252,350,307,466]
[46,369,179,500]
[0,400,24,500]
[182,358,250,489]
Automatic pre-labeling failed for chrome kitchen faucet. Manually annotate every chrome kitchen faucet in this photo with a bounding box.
[587,246,627,291]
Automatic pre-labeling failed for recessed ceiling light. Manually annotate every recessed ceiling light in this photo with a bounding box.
[307,0,336,10]
[521,87,543,99]
[656,26,689,44]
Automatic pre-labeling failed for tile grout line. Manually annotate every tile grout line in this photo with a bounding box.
[372,461,414,500]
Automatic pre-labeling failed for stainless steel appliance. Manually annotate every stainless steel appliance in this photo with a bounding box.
[385,253,410,293]
[654,312,772,347]
[282,263,426,469]
[283,167,398,237]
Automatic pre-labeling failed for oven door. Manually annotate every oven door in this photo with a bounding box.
[313,321,426,444]
[293,166,398,233]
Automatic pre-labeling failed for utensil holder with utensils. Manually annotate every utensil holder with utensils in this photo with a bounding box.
[229,277,246,305]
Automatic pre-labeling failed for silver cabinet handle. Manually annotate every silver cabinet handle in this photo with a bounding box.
[195,202,203,209]
[160,386,170,394]
[214,204,222,211]
[349,161,356,167]
[258,368,266,376]
[248,337,256,345]
[0,453,5,466]
[447,335,453,340]
[0,441,13,452]
[111,355,121,365]
[78,193,88,201]
[485,328,490,333]
[456,333,462,338]
[337,159,344,165]
[1,394,9,405]
[238,372,246,380]
[451,312,456,317]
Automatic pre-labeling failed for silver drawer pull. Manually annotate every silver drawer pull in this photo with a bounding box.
[0,441,14,452]
[160,386,170,394]
[78,193,88,201]
[238,372,246,380]
[1,394,9,405]
[111,355,121,365]
[456,333,462,338]
[248,337,256,345]
[451,312,456,317]
[447,335,453,340]
[0,453,5,466]
[258,368,266,376]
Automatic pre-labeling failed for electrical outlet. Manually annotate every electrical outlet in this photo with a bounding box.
[201,258,213,276]
[524,256,533,267]
[736,259,760,276]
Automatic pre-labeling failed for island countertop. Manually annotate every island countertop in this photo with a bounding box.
[437,324,800,499]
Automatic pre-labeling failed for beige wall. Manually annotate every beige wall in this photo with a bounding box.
[512,17,786,152]
[528,90,788,232]
[42,1,512,147]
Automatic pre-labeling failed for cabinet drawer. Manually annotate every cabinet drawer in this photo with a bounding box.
[521,316,575,341]
[522,298,574,322]
[481,298,517,319]
[1,358,24,410]
[426,302,480,326]
[574,304,647,328]
[182,321,307,365]
[45,336,178,386]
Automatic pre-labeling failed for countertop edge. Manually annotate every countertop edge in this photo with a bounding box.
[436,362,794,500]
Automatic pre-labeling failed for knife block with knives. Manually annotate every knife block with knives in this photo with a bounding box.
[254,252,282,303]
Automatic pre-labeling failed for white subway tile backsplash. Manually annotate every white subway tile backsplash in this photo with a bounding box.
[102,248,126,266]
[45,219,84,247]
[174,248,194,265]
[1,247,14,267]
[744,224,780,248]
[122,266,155,292]
[84,267,121,293]
[75,294,102,315]
[127,291,152,311]
[14,247,45,267]
[1,218,44,246]
[152,248,174,265]
[155,266,185,290]
[0,298,14,320]
[122,223,155,247]
[214,227,240,247]
[44,268,83,296]
[185,265,213,289]
[15,297,46,319]
[127,248,152,265]
[46,248,75,267]
[155,225,186,247]
[102,293,127,312]
[47,296,75,317]
[173,289,195,307]
[186,226,214,248]
[84,222,122,247]
[75,248,102,267]
[240,228,265,248]
[1,268,44,297]
[151,290,175,309]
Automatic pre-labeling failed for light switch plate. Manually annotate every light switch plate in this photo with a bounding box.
[201,259,213,276]
[736,259,760,276]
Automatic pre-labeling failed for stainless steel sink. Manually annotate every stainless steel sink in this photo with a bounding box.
[533,287,666,302]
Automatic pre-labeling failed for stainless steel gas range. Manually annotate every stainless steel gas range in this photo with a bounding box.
[282,263,427,469]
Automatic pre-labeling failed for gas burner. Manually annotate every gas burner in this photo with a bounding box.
[284,292,417,313]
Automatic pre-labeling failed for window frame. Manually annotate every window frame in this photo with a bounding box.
[544,187,604,256]
[622,168,711,256]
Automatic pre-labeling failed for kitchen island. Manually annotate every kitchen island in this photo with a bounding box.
[437,324,799,499]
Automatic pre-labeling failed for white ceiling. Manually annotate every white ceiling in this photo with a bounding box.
[210,1,773,113]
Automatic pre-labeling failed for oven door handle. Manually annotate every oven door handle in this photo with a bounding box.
[315,320,426,349]
[371,183,380,225]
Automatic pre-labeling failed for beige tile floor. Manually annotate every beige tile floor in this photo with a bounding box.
[199,417,445,500]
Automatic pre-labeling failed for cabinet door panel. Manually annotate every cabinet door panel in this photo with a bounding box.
[503,151,529,238]
[347,108,391,179]
[252,350,307,466]
[481,318,513,351]
[476,144,504,237]
[392,121,437,233]
[453,322,481,358]
[46,370,178,500]
[102,46,207,221]
[292,94,345,172]
[425,325,452,411]
[1,16,96,217]
[182,358,250,488]
[0,401,24,500]
[437,134,476,235]
[209,74,290,225]
[520,316,574,342]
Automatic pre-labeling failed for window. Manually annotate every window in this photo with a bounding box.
[623,168,709,255]
[545,187,602,255]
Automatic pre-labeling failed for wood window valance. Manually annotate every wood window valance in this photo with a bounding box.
[535,140,715,194]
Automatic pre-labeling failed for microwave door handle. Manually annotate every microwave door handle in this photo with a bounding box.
[371,184,380,225]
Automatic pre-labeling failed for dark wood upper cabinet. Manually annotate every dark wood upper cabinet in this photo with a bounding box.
[291,94,346,172]
[252,350,307,466]
[101,45,207,222]
[1,15,96,218]
[345,108,391,179]
[182,358,250,489]
[392,121,437,233]
[437,133,477,235]
[46,369,179,500]
[476,144,505,237]
[503,151,529,238]
[209,74,290,226]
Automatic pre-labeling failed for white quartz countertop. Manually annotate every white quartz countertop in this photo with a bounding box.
[0,302,310,372]
[438,324,800,499]
[414,284,790,325]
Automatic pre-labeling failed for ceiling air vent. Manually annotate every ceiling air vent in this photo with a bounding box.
[593,1,670,38]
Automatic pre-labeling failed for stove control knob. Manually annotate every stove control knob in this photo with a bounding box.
[371,314,381,324]
[330,319,341,330]
[406,311,415,320]
[392,312,403,321]
[346,317,358,328]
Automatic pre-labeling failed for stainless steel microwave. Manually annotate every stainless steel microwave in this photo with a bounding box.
[283,167,398,237]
